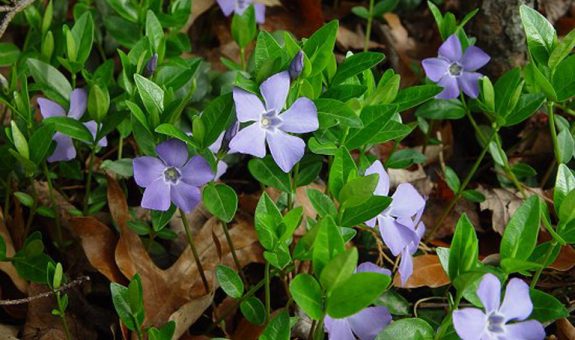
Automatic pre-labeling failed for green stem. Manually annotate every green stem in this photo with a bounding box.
[265,261,271,323]
[82,147,96,216]
[43,162,63,246]
[3,174,11,218]
[221,220,245,283]
[25,180,39,235]
[57,293,72,340]
[117,137,123,159]
[313,316,325,340]
[364,0,375,52]
[427,130,497,240]
[531,242,557,289]
[421,119,435,155]
[240,47,246,70]
[548,101,561,163]
[180,208,210,294]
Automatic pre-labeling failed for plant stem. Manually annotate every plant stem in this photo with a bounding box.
[313,316,325,340]
[427,130,497,240]
[57,293,72,340]
[221,220,245,283]
[180,208,210,294]
[43,162,63,246]
[240,47,246,70]
[265,261,271,323]
[531,242,557,289]
[364,0,375,52]
[547,101,561,163]
[82,147,96,215]
[117,137,123,159]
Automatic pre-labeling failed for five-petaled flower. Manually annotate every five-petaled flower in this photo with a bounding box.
[364,160,426,284]
[422,34,490,100]
[38,88,107,163]
[229,71,319,173]
[324,262,392,340]
[216,0,265,24]
[453,273,545,340]
[133,139,214,213]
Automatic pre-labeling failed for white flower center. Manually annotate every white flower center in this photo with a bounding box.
[449,62,463,77]
[164,167,181,184]
[259,110,282,131]
[487,313,505,333]
[261,117,270,127]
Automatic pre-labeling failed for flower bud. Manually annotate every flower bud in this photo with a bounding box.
[289,50,304,80]
[144,53,158,77]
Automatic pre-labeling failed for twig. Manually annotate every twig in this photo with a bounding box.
[0,0,38,39]
[0,276,90,305]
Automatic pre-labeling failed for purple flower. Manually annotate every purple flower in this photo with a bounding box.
[422,35,490,100]
[38,88,108,163]
[325,262,392,340]
[453,274,545,340]
[229,71,318,173]
[216,0,265,24]
[364,161,426,284]
[133,139,214,213]
[144,53,158,77]
[289,51,304,80]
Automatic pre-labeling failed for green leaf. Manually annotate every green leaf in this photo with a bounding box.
[376,318,434,340]
[260,310,290,340]
[520,5,556,65]
[303,21,338,76]
[248,157,291,192]
[240,297,266,325]
[43,116,94,144]
[88,84,110,122]
[0,236,5,261]
[376,290,411,316]
[0,43,20,66]
[198,93,234,146]
[312,215,345,276]
[10,121,29,160]
[552,55,575,102]
[331,52,385,85]
[444,166,461,193]
[320,247,358,292]
[105,0,139,22]
[289,274,324,320]
[27,58,72,100]
[202,183,238,223]
[14,191,34,207]
[154,123,197,147]
[254,193,283,250]
[503,93,545,127]
[387,149,426,169]
[147,321,176,340]
[500,258,542,274]
[393,85,442,111]
[524,62,557,101]
[415,99,466,120]
[345,105,397,150]
[559,190,575,225]
[306,189,337,218]
[326,272,390,318]
[216,264,244,299]
[146,10,164,51]
[554,164,575,211]
[549,29,575,70]
[462,190,485,203]
[315,98,363,128]
[448,214,479,280]
[338,174,379,208]
[557,129,574,163]
[231,6,256,48]
[340,195,391,227]
[529,288,569,323]
[500,196,541,261]
[70,12,94,64]
[134,74,164,126]
[328,147,357,198]
[254,31,284,72]
[494,68,523,117]
[110,281,140,331]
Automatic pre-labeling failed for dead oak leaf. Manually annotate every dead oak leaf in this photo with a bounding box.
[393,254,450,289]
[0,208,28,293]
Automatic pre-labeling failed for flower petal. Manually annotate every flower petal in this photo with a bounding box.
[141,178,171,211]
[68,88,87,119]
[324,317,355,340]
[229,123,267,157]
[452,308,487,340]
[458,72,482,98]
[279,97,318,133]
[209,131,225,154]
[233,87,265,122]
[356,262,391,276]
[461,46,490,71]
[347,306,392,340]
[378,215,419,256]
[439,35,462,62]
[156,139,188,168]
[422,57,450,82]
[133,156,165,187]
[505,320,545,340]
[365,160,390,196]
[215,160,228,180]
[216,0,235,16]
[47,133,76,162]
[171,181,201,213]
[389,183,425,218]
[436,75,460,99]
[181,155,214,187]
[83,121,108,147]
[477,273,501,314]
[499,278,533,322]
[398,247,414,285]
[38,98,66,118]
[260,71,290,113]
[254,3,266,24]
[266,130,305,172]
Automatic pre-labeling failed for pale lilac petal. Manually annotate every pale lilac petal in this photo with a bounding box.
[209,131,225,154]
[171,181,201,213]
[505,320,545,340]
[38,98,66,118]
[398,247,413,285]
[365,160,390,196]
[278,97,318,133]
[499,278,533,322]
[233,87,265,122]
[229,123,267,158]
[324,317,354,340]
[47,133,76,162]
[141,178,171,211]
[461,46,490,71]
[254,3,266,24]
[356,262,391,276]
[365,217,376,228]
[83,121,107,147]
[458,72,482,98]
[156,139,188,168]
[260,71,290,113]
[477,274,501,314]
[266,130,305,173]
[215,161,228,180]
[68,88,87,119]
[181,155,214,187]
[133,156,165,187]
[347,306,392,340]
[422,57,450,82]
[436,75,460,99]
[452,308,487,340]
[439,35,462,62]
[389,183,425,218]
[216,0,235,16]
[378,215,419,256]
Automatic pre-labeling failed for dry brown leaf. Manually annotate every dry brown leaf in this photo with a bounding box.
[557,318,575,340]
[0,324,19,339]
[186,0,281,29]
[337,26,384,51]
[0,208,28,293]
[549,245,575,272]
[393,255,450,288]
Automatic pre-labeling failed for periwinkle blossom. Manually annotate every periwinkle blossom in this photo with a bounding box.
[453,274,545,340]
[422,34,490,100]
[324,262,392,340]
[38,88,108,163]
[133,139,214,213]
[216,0,265,24]
[364,160,426,284]
[289,50,304,80]
[144,53,158,77]
[229,71,318,173]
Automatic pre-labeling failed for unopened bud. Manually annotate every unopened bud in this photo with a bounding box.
[289,50,304,80]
